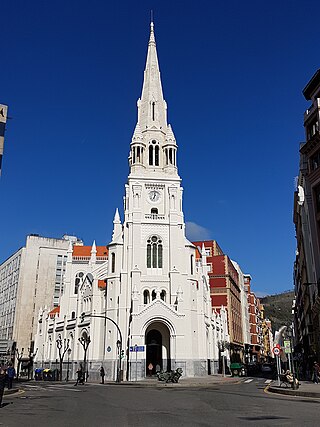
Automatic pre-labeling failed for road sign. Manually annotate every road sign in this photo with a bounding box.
[275,343,281,349]
[284,340,291,354]
[273,347,281,356]
[130,345,145,352]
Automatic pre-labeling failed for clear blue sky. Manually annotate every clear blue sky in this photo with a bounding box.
[1,0,319,296]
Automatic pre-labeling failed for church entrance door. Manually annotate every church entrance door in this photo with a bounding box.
[145,322,170,376]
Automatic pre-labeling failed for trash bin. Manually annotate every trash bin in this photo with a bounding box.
[52,369,59,381]
[35,368,43,381]
[43,369,52,381]
[230,363,245,377]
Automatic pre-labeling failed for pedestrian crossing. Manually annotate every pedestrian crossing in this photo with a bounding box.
[21,383,82,392]
[243,378,272,384]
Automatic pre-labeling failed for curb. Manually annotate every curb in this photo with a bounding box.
[3,388,21,396]
[268,386,320,399]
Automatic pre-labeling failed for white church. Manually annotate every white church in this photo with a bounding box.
[34,22,230,381]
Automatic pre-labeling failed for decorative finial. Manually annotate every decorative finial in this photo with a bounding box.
[151,9,153,24]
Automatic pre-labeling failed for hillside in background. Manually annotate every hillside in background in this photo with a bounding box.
[260,290,294,332]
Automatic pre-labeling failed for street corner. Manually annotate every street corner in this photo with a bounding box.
[265,381,320,399]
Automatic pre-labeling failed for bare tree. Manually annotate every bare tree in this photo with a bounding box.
[56,335,70,381]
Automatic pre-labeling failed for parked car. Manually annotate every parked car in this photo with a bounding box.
[261,363,273,373]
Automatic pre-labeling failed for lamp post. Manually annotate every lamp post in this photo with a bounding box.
[80,312,123,382]
[78,333,91,382]
[66,348,72,381]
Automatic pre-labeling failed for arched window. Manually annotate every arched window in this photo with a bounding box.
[152,290,156,301]
[74,272,84,294]
[155,145,159,166]
[190,254,194,275]
[160,290,166,301]
[143,290,150,304]
[149,145,153,165]
[146,236,163,268]
[111,253,115,273]
[71,311,76,320]
[165,149,168,165]
[169,148,173,164]
[151,208,158,215]
[152,102,155,121]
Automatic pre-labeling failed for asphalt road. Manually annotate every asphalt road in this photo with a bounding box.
[1,378,319,427]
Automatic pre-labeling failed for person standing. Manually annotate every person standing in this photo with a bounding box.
[6,364,15,390]
[312,362,319,384]
[74,364,84,386]
[99,366,105,384]
[147,362,153,376]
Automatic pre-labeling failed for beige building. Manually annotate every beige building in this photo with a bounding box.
[0,234,81,362]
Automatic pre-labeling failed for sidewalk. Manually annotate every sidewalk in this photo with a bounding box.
[268,381,320,398]
[104,374,240,388]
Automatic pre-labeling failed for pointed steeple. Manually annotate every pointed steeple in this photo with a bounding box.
[111,208,123,244]
[137,22,167,131]
[90,240,97,264]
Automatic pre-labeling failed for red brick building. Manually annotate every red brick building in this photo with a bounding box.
[244,274,262,361]
[193,240,244,362]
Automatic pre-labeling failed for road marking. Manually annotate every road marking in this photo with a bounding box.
[244,379,254,383]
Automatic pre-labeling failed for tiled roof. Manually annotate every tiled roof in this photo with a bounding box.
[49,306,60,318]
[98,280,106,289]
[73,246,108,257]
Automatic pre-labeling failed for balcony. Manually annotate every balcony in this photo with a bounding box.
[145,214,165,220]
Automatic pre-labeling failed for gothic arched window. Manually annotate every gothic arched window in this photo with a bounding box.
[143,290,150,304]
[74,272,84,294]
[160,290,166,301]
[149,145,153,165]
[155,145,159,166]
[147,236,163,268]
[152,290,156,300]
[111,253,115,273]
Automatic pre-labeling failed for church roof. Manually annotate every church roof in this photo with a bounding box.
[72,245,108,257]
[98,280,106,290]
[49,306,60,318]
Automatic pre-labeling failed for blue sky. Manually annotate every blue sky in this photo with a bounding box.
[1,0,319,296]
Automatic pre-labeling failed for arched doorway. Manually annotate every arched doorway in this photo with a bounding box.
[145,322,171,376]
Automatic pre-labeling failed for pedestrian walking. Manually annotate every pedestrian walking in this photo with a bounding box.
[6,364,15,390]
[74,364,84,386]
[99,366,105,384]
[147,362,153,376]
[312,362,319,384]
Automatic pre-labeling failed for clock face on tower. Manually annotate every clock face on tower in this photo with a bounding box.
[149,190,161,202]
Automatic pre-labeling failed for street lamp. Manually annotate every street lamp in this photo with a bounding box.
[66,348,72,382]
[80,312,123,382]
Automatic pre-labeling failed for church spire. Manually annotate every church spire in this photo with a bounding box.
[137,22,167,131]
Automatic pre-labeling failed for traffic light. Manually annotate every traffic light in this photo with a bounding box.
[120,350,125,359]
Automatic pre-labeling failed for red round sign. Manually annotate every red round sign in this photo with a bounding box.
[273,347,281,356]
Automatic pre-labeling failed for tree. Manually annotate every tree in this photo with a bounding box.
[56,335,70,381]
